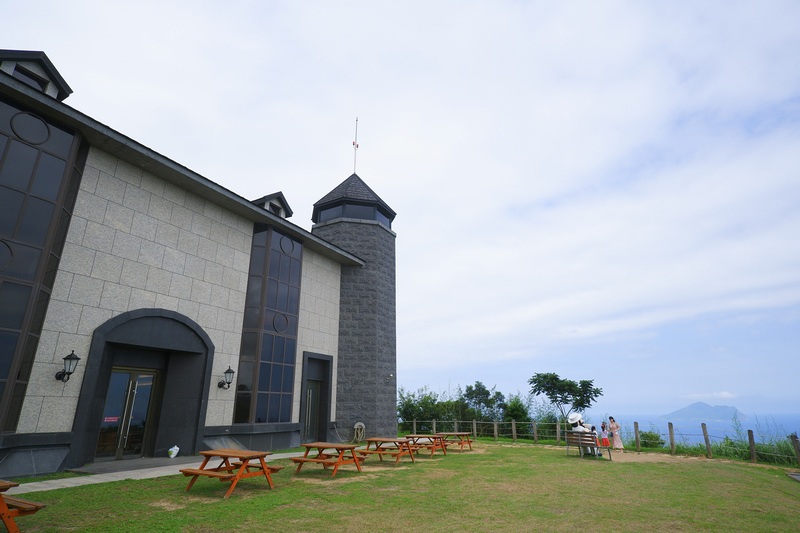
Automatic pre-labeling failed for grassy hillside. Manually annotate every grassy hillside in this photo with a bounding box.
[16,443,800,532]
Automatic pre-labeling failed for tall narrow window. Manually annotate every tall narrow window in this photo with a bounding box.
[0,97,80,431]
[234,226,302,424]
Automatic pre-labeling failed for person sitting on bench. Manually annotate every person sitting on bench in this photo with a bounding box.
[567,412,599,456]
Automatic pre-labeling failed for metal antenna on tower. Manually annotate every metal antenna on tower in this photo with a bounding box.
[353,117,359,174]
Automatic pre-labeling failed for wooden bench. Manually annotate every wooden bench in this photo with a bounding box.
[1,494,46,533]
[179,468,236,480]
[289,456,347,467]
[180,449,277,497]
[565,431,612,460]
[292,443,364,477]
[230,462,283,474]
[436,433,473,452]
[358,438,416,466]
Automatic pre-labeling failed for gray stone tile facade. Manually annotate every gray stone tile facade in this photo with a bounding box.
[18,147,253,433]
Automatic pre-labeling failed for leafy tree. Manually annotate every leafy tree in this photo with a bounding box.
[397,387,443,422]
[463,381,506,421]
[527,372,602,422]
[503,394,531,423]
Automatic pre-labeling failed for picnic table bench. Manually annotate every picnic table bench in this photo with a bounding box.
[435,432,473,452]
[358,437,416,465]
[291,442,364,477]
[180,448,276,498]
[1,480,46,533]
[404,434,448,458]
[565,431,612,460]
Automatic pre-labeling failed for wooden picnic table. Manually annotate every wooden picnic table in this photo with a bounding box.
[435,431,474,451]
[291,442,364,477]
[358,437,416,465]
[179,448,278,498]
[404,434,448,458]
[1,479,46,533]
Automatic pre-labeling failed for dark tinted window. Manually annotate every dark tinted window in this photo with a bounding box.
[0,283,32,329]
[0,140,38,191]
[0,331,20,381]
[31,153,66,201]
[0,187,25,238]
[0,98,76,431]
[10,68,47,93]
[2,242,41,281]
[344,203,374,220]
[258,363,271,391]
[237,363,253,392]
[260,334,273,362]
[10,112,49,145]
[318,205,342,223]
[17,197,54,246]
[234,227,302,424]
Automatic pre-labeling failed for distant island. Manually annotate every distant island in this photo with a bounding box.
[660,401,748,422]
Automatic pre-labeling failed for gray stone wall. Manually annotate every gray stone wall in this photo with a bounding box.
[294,248,341,423]
[19,147,252,433]
[312,218,397,440]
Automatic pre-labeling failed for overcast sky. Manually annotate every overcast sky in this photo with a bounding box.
[7,1,800,418]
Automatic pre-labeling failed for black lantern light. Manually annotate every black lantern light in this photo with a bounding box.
[218,366,235,389]
[55,350,81,382]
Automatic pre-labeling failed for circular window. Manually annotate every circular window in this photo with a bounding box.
[11,112,50,145]
[273,313,289,333]
[279,235,294,255]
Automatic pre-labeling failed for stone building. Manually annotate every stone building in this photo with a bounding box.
[0,50,397,477]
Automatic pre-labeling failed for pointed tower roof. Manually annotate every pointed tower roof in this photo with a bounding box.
[312,174,396,227]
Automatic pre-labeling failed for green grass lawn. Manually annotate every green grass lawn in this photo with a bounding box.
[14,443,800,532]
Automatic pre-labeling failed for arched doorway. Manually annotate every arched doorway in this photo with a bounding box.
[69,309,214,467]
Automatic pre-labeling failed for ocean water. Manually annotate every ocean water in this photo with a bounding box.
[605,413,800,445]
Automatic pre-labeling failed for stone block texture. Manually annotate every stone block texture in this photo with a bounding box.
[19,147,252,433]
[312,219,397,440]
[294,249,342,422]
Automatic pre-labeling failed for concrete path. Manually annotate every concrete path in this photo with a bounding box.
[7,452,306,495]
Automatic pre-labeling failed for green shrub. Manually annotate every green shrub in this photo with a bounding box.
[639,430,665,448]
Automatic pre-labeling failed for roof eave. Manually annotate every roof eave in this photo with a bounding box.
[0,72,363,267]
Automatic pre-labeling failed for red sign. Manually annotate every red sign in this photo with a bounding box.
[103,416,119,423]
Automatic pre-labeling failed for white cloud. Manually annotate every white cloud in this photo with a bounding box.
[5,0,799,416]
[682,392,739,402]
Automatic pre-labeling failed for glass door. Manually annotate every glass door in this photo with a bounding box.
[96,369,157,460]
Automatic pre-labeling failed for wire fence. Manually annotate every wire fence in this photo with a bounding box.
[397,419,800,466]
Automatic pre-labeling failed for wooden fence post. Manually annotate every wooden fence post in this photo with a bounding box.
[413,419,417,434]
[433,419,437,434]
[512,420,517,443]
[472,419,477,438]
[702,423,713,458]
[454,419,458,432]
[557,420,561,446]
[533,420,538,444]
[791,434,800,466]
[668,422,675,454]
[748,430,757,463]
[634,421,641,451]
[493,420,498,441]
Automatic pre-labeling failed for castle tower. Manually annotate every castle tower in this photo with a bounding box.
[311,174,397,439]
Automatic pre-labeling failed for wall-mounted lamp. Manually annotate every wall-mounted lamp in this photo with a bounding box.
[55,350,81,382]
[386,373,393,383]
[218,366,235,389]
